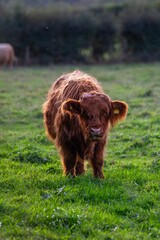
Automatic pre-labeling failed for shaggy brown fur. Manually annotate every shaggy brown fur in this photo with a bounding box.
[43,70,128,178]
[0,43,16,67]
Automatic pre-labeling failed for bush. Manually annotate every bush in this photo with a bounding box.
[1,4,160,64]
[120,8,160,61]
[91,10,116,62]
[0,7,30,63]
[0,7,116,64]
[26,9,96,64]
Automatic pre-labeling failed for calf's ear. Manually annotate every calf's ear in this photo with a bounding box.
[62,99,82,114]
[110,100,128,127]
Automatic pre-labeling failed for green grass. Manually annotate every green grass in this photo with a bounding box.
[0,64,160,239]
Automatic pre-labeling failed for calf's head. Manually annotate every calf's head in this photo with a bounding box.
[62,92,128,141]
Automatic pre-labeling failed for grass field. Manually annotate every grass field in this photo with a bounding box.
[0,64,160,240]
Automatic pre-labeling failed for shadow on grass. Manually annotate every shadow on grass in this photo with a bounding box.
[10,145,52,164]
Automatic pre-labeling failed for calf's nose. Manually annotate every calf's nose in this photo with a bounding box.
[90,127,102,137]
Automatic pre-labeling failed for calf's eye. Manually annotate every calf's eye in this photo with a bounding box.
[82,112,89,119]
[101,111,108,119]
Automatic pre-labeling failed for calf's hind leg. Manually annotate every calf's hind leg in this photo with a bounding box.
[60,149,77,177]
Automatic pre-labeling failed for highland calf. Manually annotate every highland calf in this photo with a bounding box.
[43,70,128,178]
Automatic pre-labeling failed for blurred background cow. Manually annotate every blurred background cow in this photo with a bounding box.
[0,43,17,67]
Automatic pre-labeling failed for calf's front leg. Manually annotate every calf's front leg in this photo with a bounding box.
[91,159,104,178]
[75,155,85,176]
[90,142,105,178]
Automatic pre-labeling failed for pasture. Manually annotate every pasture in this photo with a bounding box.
[0,64,160,239]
